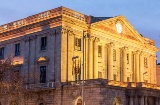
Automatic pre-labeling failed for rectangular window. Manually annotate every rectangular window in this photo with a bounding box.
[98,45,102,57]
[0,47,4,59]
[75,37,81,51]
[127,53,129,64]
[127,77,130,82]
[15,43,20,56]
[144,57,147,68]
[40,66,46,83]
[98,71,102,78]
[113,49,116,61]
[41,36,47,50]
[113,74,116,81]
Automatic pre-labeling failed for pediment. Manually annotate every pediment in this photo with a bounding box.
[91,16,144,43]
[37,56,49,63]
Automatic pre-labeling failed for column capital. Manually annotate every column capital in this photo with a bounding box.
[94,37,100,42]
[106,42,115,48]
[140,51,144,56]
[122,46,128,51]
[136,50,140,54]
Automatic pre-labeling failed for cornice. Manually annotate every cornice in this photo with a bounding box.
[0,6,88,38]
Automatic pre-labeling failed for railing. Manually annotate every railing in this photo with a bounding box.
[26,82,55,90]
[0,6,88,34]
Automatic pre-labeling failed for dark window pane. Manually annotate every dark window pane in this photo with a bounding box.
[41,36,47,50]
[15,43,20,56]
[40,66,46,83]
[0,47,4,59]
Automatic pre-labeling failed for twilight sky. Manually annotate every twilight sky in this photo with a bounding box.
[0,0,160,62]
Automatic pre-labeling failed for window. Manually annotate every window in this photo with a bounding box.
[113,49,116,61]
[41,36,47,50]
[15,43,20,56]
[0,47,4,59]
[98,45,102,57]
[127,77,130,82]
[127,53,129,64]
[113,74,116,81]
[40,66,46,83]
[75,37,81,51]
[144,57,147,68]
[98,71,102,78]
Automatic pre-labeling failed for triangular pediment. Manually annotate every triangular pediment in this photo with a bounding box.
[91,15,144,43]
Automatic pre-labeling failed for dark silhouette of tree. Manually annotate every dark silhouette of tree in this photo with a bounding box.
[0,57,24,105]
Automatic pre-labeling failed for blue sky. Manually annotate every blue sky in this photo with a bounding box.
[0,0,160,62]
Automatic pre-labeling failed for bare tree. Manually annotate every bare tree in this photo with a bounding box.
[0,57,24,105]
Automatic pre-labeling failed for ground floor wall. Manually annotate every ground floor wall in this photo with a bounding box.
[1,80,160,105]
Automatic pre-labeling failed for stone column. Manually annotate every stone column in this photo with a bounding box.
[107,42,114,80]
[139,52,144,82]
[88,38,93,79]
[129,96,134,105]
[93,37,99,79]
[122,47,128,82]
[135,51,140,82]
[140,96,144,105]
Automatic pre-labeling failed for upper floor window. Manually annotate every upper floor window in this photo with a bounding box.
[144,57,147,68]
[75,37,81,51]
[40,66,46,83]
[113,49,116,61]
[15,43,20,56]
[98,45,102,57]
[127,77,130,82]
[0,47,4,59]
[127,53,129,64]
[113,74,116,81]
[98,71,102,78]
[41,36,47,50]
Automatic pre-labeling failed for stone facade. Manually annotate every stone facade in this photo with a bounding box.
[0,6,159,105]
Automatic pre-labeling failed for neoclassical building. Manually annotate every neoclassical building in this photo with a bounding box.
[0,6,159,105]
